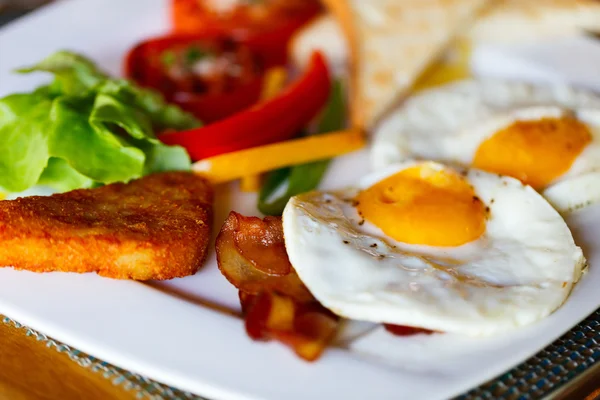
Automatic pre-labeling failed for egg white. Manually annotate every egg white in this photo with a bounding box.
[371,80,600,213]
[282,161,585,336]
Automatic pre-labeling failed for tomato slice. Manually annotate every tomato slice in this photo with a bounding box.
[124,32,285,124]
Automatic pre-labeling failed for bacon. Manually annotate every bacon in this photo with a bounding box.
[216,211,313,302]
[233,214,292,276]
[242,291,339,361]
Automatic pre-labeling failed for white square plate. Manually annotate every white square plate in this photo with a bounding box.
[1,1,599,399]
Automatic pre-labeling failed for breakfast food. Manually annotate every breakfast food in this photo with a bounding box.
[125,33,270,124]
[216,212,313,302]
[371,80,600,213]
[216,212,339,361]
[283,161,585,335]
[0,172,213,280]
[1,0,596,377]
[204,0,594,358]
[0,51,196,196]
[218,159,587,358]
[320,0,491,130]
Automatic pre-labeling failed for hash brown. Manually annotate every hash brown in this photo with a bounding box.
[0,172,213,280]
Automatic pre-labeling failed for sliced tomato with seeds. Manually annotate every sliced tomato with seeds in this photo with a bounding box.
[125,32,285,123]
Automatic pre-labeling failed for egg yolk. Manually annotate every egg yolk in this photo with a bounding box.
[473,117,592,189]
[357,165,486,247]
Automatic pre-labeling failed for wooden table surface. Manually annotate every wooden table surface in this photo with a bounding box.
[0,320,134,400]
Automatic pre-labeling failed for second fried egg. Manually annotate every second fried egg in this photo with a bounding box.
[371,80,600,213]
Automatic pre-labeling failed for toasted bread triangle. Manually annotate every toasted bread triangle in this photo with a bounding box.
[322,0,492,130]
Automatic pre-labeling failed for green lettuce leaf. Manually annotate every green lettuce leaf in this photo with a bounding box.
[17,50,107,94]
[37,158,95,192]
[48,95,147,184]
[0,51,198,194]
[137,139,192,174]
[19,51,201,131]
[90,92,154,140]
[97,79,201,131]
[87,92,191,175]
[0,93,52,192]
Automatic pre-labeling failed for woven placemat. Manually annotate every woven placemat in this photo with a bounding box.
[3,308,599,400]
[457,308,600,400]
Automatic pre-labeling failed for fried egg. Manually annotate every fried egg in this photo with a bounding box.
[371,80,600,213]
[282,161,585,336]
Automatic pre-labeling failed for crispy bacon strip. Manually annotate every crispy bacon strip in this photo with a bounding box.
[216,211,313,302]
[242,291,339,362]
[217,212,339,361]
[233,214,292,276]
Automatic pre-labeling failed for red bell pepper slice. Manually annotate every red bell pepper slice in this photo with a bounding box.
[124,32,283,124]
[159,52,331,161]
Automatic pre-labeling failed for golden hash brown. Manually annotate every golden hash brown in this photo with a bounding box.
[0,172,213,280]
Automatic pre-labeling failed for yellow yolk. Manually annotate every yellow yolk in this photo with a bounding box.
[473,117,592,189]
[357,165,486,247]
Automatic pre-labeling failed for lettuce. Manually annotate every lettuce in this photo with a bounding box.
[0,51,201,193]
[0,93,53,192]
